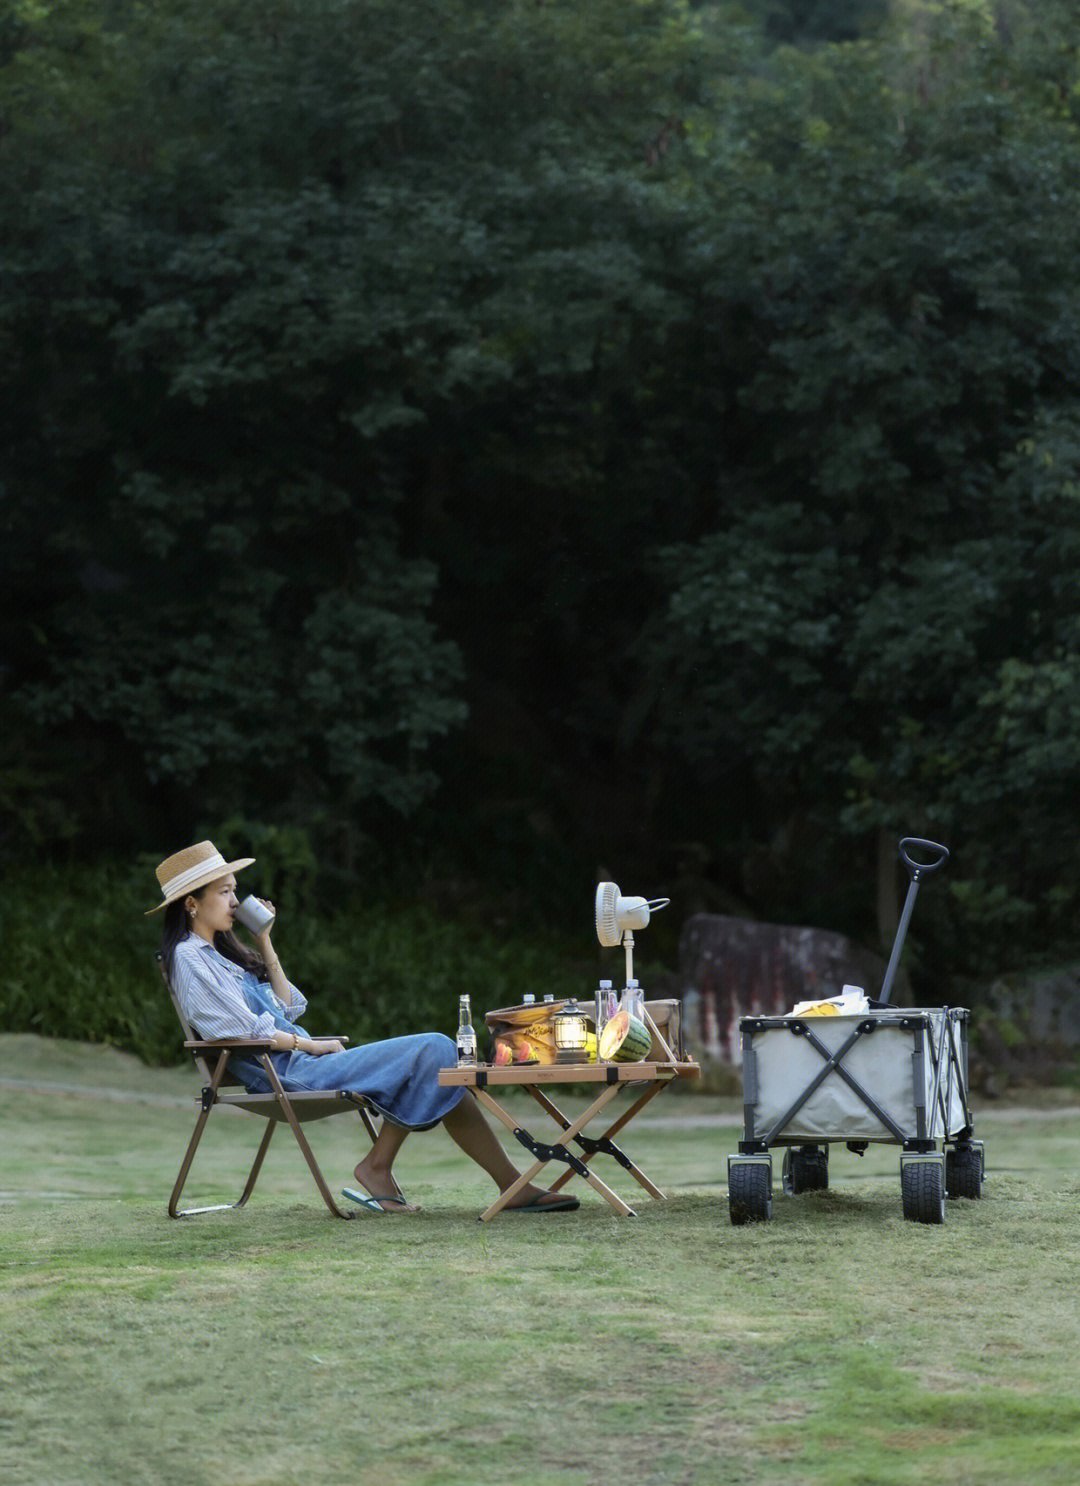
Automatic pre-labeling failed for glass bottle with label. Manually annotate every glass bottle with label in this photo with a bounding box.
[456,994,478,1065]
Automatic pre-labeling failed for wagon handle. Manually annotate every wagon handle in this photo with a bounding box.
[898,838,950,878]
[879,838,950,1006]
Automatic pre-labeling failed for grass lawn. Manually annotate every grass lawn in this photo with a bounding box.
[2,1032,1079,1485]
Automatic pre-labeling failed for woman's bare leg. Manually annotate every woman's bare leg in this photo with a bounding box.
[351,1120,420,1212]
[352,1097,577,1213]
[441,1095,575,1208]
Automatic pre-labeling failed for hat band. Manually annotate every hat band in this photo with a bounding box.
[161,854,229,901]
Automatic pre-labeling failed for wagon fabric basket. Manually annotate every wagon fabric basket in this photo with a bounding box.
[743,1006,970,1145]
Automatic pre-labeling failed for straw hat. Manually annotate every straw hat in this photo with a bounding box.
[146,840,255,914]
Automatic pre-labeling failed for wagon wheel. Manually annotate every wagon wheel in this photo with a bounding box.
[728,1161,773,1225]
[782,1145,829,1195]
[945,1144,984,1200]
[901,1158,945,1224]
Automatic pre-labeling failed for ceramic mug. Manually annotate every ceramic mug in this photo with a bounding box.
[234,895,275,935]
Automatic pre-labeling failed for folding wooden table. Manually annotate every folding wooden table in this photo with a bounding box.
[438,1059,700,1220]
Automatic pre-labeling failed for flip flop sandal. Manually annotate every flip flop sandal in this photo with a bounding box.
[512,1194,581,1213]
[342,1189,420,1214]
[341,1188,388,1214]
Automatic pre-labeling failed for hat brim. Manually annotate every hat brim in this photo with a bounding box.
[145,857,255,914]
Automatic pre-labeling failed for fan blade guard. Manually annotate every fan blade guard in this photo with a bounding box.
[595,881,622,947]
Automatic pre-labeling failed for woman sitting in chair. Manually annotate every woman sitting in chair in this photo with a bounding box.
[151,840,578,1215]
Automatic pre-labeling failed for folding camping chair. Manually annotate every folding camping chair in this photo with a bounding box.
[159,957,378,1219]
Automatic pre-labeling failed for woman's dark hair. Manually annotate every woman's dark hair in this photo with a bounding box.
[160,887,268,985]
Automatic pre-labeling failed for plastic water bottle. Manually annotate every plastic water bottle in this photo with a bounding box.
[456,994,478,1065]
[601,979,617,1023]
[622,979,645,1022]
[596,979,615,1029]
[594,979,613,1062]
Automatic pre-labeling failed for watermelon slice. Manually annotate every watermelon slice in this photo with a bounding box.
[597,1009,651,1063]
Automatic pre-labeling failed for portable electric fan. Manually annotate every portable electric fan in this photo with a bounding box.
[595,881,670,985]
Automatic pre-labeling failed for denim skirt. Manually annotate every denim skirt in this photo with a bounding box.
[235,1032,465,1130]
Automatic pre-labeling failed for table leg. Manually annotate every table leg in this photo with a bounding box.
[468,1084,636,1220]
[470,1088,546,1218]
[534,1079,670,1199]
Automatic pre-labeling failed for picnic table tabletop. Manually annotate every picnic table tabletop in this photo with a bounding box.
[438,1059,700,1086]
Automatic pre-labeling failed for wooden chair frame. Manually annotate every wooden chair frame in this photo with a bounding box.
[160,958,378,1220]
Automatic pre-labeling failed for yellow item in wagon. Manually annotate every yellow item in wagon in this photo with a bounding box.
[792,988,870,1018]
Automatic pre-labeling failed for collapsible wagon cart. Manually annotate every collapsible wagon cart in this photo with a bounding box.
[726,839,984,1226]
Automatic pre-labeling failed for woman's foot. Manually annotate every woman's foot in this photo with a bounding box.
[352,1158,421,1213]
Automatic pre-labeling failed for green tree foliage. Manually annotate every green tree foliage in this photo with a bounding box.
[4,0,1080,1016]
[759,0,890,45]
[641,2,1080,962]
[2,0,712,873]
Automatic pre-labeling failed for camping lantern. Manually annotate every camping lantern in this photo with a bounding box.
[553,1000,588,1063]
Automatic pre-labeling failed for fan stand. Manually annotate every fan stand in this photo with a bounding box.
[615,930,677,1062]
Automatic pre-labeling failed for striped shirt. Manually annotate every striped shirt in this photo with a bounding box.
[171,933,308,1041]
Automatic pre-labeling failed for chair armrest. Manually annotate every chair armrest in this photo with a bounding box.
[184,1035,350,1049]
[184,1038,275,1049]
